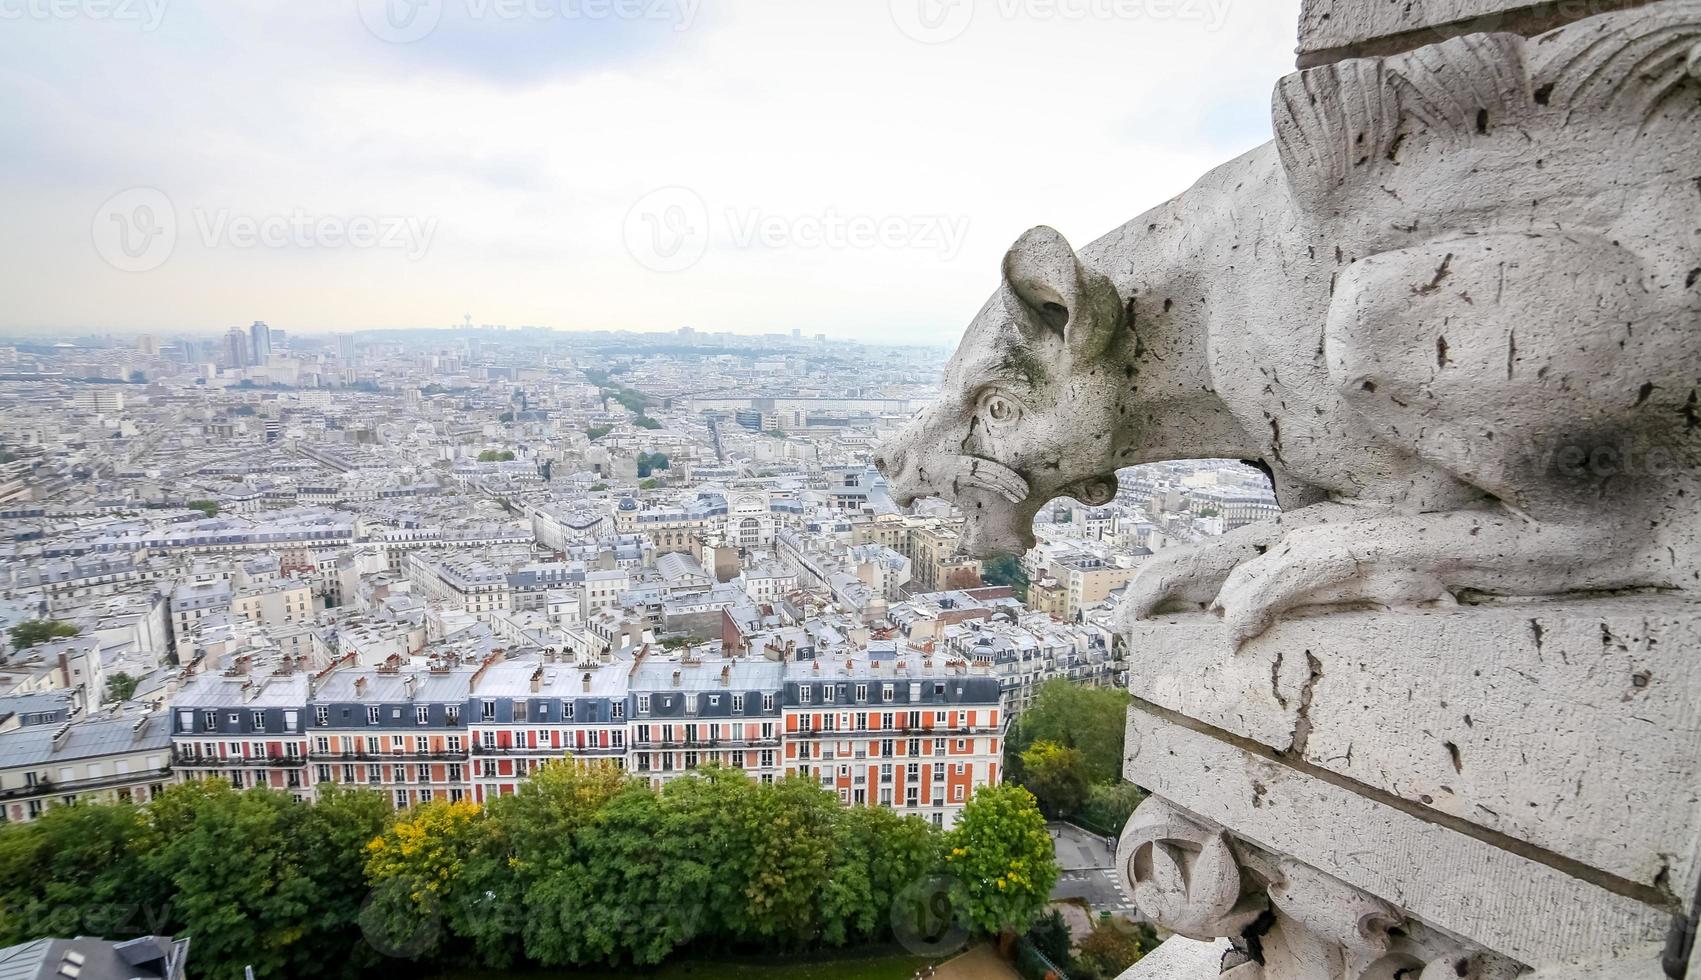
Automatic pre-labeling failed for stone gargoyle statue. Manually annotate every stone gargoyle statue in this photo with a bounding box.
[877,3,1701,644]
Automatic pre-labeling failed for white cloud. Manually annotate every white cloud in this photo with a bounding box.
[0,0,1302,344]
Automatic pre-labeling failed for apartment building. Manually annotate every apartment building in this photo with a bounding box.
[307,664,473,810]
[782,653,1002,828]
[466,660,626,801]
[169,667,311,798]
[0,711,172,822]
[163,652,1005,822]
[627,657,783,787]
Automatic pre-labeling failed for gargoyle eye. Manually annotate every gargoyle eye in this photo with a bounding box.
[983,394,1018,423]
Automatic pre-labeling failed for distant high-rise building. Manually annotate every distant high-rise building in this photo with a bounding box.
[249,321,272,362]
[136,335,159,356]
[337,334,356,364]
[224,327,250,369]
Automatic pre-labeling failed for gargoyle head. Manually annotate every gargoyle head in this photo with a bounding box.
[876,226,1126,558]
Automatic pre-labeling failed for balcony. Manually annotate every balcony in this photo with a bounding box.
[0,768,171,801]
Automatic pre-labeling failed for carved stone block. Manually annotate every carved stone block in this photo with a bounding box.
[1125,597,1701,893]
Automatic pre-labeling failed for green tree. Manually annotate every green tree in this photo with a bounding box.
[943,784,1058,939]
[298,785,393,978]
[633,415,661,430]
[363,797,501,964]
[7,620,79,651]
[586,425,613,440]
[639,478,660,490]
[1077,782,1147,835]
[498,412,514,423]
[1073,920,1160,980]
[0,801,167,947]
[1028,908,1072,966]
[588,483,609,492]
[1019,740,1090,818]
[980,554,1029,602]
[477,450,516,462]
[143,781,322,980]
[542,779,710,966]
[105,672,139,702]
[1005,680,1131,786]
[818,803,938,947]
[185,500,220,518]
[501,762,631,967]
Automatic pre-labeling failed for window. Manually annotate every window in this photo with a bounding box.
[762,693,776,712]
[202,710,216,731]
[415,706,430,725]
[564,702,575,720]
[611,702,624,720]
[481,699,496,721]
[415,736,429,753]
[366,706,380,725]
[800,686,812,705]
[314,706,328,727]
[314,737,329,753]
[446,705,460,725]
[854,684,868,702]
[685,694,698,714]
[732,694,745,712]
[637,695,651,714]
[823,686,835,703]
[882,684,894,703]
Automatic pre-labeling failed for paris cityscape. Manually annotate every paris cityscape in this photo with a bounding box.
[3,1,1693,979]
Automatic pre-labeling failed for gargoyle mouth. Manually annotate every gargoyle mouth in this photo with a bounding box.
[955,455,1030,505]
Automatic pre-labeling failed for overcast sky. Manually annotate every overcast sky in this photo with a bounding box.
[0,0,1303,345]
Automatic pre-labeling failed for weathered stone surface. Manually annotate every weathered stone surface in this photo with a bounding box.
[877,1,1701,648]
[1116,937,1232,980]
[1123,706,1673,968]
[1125,597,1701,893]
[1297,0,1659,65]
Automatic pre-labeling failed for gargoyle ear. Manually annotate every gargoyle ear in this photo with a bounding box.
[1001,226,1123,358]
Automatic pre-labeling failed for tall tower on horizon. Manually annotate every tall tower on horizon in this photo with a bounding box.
[249,321,272,363]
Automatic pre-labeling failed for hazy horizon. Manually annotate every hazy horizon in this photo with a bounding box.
[2,0,1303,346]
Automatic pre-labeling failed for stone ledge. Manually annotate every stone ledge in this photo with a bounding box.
[1125,596,1701,894]
[1114,937,1231,980]
[1296,0,1662,66]
[1123,705,1675,968]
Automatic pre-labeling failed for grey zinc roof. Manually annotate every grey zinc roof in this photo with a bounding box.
[628,656,783,693]
[0,711,172,769]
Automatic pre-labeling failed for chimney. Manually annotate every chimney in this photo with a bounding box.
[672,670,682,688]
[720,665,730,687]
[582,672,592,694]
[530,666,544,694]
[354,676,367,698]
[51,723,71,749]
